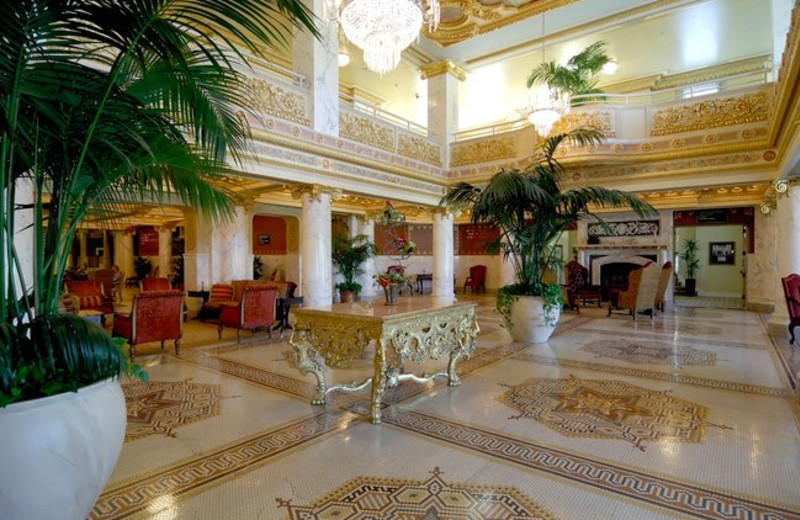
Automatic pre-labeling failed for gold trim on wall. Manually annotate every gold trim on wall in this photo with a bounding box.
[339,112,396,152]
[248,78,309,127]
[420,60,467,81]
[650,90,770,137]
[450,135,516,167]
[398,134,443,166]
[550,111,615,137]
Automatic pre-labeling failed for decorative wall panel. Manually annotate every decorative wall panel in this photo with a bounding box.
[339,112,395,151]
[450,136,516,167]
[398,134,443,166]
[650,90,769,136]
[249,78,310,126]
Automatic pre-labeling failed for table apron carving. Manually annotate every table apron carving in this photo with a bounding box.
[290,302,479,424]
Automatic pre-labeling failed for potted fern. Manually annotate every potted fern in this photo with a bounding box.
[0,2,316,519]
[442,128,654,343]
[680,239,700,296]
[333,233,378,302]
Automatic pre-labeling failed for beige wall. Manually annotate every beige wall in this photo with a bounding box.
[676,224,745,298]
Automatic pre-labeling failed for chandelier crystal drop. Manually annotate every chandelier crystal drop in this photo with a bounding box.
[338,0,439,74]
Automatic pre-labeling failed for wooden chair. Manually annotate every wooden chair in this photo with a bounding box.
[140,277,171,292]
[608,263,659,321]
[463,265,487,294]
[655,261,673,311]
[565,261,601,311]
[113,290,183,358]
[781,273,800,344]
[218,285,277,343]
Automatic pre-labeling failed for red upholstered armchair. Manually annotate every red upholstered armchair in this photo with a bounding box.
[781,274,800,344]
[140,277,171,292]
[218,285,277,343]
[64,280,113,316]
[113,290,183,358]
[464,265,487,294]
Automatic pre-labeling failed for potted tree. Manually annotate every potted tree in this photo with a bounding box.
[680,238,700,296]
[442,129,654,343]
[333,233,378,302]
[527,41,615,105]
[0,2,316,519]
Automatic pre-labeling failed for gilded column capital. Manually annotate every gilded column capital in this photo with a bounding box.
[291,184,343,203]
[428,206,460,219]
[232,192,259,212]
[774,177,800,198]
[420,60,467,82]
[158,223,176,233]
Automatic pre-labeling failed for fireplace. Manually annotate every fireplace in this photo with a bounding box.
[600,263,642,301]
[589,254,658,301]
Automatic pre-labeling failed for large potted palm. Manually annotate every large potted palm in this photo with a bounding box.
[333,233,378,302]
[442,129,654,343]
[527,41,614,105]
[0,2,316,519]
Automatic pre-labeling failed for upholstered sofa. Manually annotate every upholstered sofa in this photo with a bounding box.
[198,280,292,321]
[64,280,114,316]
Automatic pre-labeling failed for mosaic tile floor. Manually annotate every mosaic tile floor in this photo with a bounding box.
[92,297,800,520]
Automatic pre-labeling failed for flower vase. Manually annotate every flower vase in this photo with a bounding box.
[384,285,399,305]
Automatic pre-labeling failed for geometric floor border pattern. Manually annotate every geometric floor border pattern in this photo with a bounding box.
[278,467,555,519]
[382,409,800,520]
[580,339,717,366]
[514,353,791,397]
[576,328,767,350]
[91,411,356,520]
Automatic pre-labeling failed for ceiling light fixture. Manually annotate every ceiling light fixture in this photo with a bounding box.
[601,60,618,75]
[330,0,439,75]
[527,13,569,135]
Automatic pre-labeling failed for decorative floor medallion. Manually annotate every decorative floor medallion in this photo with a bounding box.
[499,376,731,450]
[581,340,717,366]
[123,379,221,441]
[278,468,555,519]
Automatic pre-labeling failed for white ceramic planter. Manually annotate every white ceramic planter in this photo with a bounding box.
[0,378,127,520]
[508,295,561,344]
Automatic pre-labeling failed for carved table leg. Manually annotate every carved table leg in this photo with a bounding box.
[290,329,328,405]
[448,313,479,387]
[370,339,388,424]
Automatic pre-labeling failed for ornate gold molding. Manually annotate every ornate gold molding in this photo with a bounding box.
[398,134,443,166]
[290,184,343,203]
[637,183,769,209]
[248,78,309,127]
[550,111,615,137]
[339,112,395,151]
[450,135,516,167]
[420,60,467,81]
[650,90,770,137]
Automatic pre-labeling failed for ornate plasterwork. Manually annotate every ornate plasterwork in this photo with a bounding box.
[450,135,516,167]
[398,134,443,166]
[550,111,615,137]
[248,78,309,126]
[650,90,770,137]
[339,112,395,152]
[423,0,581,46]
[290,184,343,203]
[419,60,467,81]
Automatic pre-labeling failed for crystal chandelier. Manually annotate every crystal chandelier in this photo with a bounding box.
[528,85,570,135]
[527,12,569,135]
[334,0,440,74]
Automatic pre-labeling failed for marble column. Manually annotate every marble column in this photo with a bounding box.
[432,210,455,299]
[211,205,252,283]
[295,185,340,306]
[768,183,800,337]
[112,230,135,277]
[158,226,173,278]
[355,215,379,298]
[77,229,89,268]
[12,177,34,296]
[100,231,111,269]
[293,0,339,135]
[421,61,466,163]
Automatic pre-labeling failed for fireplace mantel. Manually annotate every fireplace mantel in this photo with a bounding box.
[578,244,668,250]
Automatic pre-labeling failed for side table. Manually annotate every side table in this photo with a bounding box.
[274,296,303,338]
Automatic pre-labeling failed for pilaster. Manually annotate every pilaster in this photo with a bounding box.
[293,0,339,136]
[422,60,465,163]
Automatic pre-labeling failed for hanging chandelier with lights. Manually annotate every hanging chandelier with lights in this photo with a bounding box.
[528,85,570,136]
[329,0,439,74]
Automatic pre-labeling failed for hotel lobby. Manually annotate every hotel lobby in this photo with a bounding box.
[2,0,800,519]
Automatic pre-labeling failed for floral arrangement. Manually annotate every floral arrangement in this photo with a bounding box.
[374,270,409,289]
[380,200,403,226]
[394,235,416,256]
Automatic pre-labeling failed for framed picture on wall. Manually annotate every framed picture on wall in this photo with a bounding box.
[709,242,735,265]
[258,234,271,245]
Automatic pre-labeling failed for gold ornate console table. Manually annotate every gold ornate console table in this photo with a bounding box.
[289,298,479,424]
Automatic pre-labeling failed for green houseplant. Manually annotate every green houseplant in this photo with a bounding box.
[442,128,654,343]
[527,41,614,105]
[0,1,317,518]
[680,238,700,296]
[333,233,378,302]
